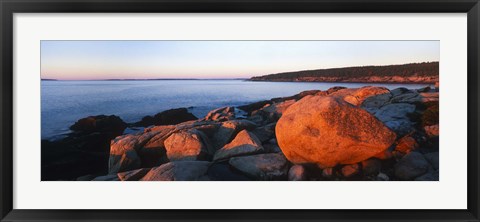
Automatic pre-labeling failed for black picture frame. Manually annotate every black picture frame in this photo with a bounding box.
[1,0,479,221]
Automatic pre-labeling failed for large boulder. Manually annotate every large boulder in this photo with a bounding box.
[276,95,396,168]
[330,86,391,106]
[133,108,197,127]
[70,115,127,135]
[228,153,289,180]
[140,161,210,181]
[164,129,211,161]
[213,130,263,161]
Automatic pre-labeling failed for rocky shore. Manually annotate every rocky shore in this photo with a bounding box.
[42,85,439,181]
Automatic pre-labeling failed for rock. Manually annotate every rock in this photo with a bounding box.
[92,174,120,181]
[251,123,276,143]
[341,164,360,177]
[207,162,251,181]
[423,152,439,170]
[373,150,393,160]
[276,95,396,168]
[421,103,439,127]
[140,161,211,181]
[76,174,95,181]
[361,159,382,176]
[228,153,289,180]
[204,106,235,121]
[417,86,431,93]
[288,165,307,181]
[424,124,439,137]
[238,100,271,115]
[260,99,296,120]
[164,129,210,161]
[376,173,390,181]
[361,93,392,114]
[138,126,176,167]
[395,136,419,154]
[70,115,127,134]
[390,87,411,97]
[213,130,264,161]
[109,134,145,174]
[434,82,439,90]
[134,108,197,127]
[391,91,421,103]
[374,103,416,135]
[263,143,282,153]
[331,86,391,106]
[117,168,150,181]
[415,170,439,181]
[322,168,334,178]
[394,152,430,180]
[211,119,257,150]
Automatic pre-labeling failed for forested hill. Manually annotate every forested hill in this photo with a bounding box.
[249,62,439,83]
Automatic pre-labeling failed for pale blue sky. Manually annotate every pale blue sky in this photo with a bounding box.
[41,41,439,80]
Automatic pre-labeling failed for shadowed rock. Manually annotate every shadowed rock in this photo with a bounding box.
[288,165,307,181]
[70,115,127,134]
[117,168,150,181]
[228,153,289,180]
[140,161,210,181]
[276,95,396,168]
[133,108,197,127]
[394,152,429,180]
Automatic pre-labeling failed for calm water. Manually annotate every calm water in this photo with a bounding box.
[41,80,431,140]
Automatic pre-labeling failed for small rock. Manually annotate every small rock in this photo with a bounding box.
[424,124,439,138]
[394,152,430,180]
[288,165,307,181]
[376,173,390,181]
[395,136,419,154]
[361,159,382,176]
[229,153,289,180]
[341,164,360,177]
[322,168,334,178]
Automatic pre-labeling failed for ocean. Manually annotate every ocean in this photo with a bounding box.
[41,79,432,140]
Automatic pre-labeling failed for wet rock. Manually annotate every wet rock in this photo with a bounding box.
[140,161,210,181]
[70,115,127,134]
[213,130,264,161]
[276,95,396,168]
[288,165,307,181]
[394,152,430,180]
[229,153,289,180]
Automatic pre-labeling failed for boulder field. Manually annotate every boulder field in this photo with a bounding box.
[43,86,439,181]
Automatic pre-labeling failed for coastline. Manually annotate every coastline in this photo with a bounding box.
[41,85,439,181]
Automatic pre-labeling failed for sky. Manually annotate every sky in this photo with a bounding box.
[41,41,439,80]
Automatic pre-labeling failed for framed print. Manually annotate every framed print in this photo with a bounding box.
[1,0,479,221]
